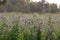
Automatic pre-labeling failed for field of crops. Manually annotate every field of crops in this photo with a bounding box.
[0,13,60,40]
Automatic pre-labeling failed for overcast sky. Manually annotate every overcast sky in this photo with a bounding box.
[33,0,60,6]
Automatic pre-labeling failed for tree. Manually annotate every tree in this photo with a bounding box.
[6,0,26,12]
[49,3,58,13]
[44,2,49,13]
[41,0,45,13]
[37,2,43,13]
[0,0,7,5]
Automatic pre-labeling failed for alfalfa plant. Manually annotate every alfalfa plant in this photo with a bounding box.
[22,25,32,40]
[0,18,8,40]
[8,20,19,40]
[28,25,37,40]
[56,30,60,40]
[23,29,29,40]
[45,16,56,40]
[37,22,43,40]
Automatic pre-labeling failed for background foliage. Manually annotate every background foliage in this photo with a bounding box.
[0,0,59,13]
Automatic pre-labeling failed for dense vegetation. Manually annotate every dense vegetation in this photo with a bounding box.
[0,0,60,40]
[0,0,60,13]
[0,13,60,40]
